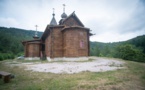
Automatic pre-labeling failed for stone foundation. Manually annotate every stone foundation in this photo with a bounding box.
[24,57,40,60]
[47,57,89,61]
[24,57,89,61]
[46,57,51,62]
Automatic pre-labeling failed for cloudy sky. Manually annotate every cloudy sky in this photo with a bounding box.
[0,0,145,42]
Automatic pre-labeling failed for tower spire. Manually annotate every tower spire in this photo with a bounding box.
[63,4,65,13]
[50,8,57,25]
[52,8,55,17]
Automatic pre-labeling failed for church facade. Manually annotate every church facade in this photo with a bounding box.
[22,6,92,61]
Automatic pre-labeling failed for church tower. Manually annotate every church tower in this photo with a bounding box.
[50,8,57,25]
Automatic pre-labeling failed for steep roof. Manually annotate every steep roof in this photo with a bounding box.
[41,25,64,41]
[41,11,92,41]
[50,13,57,25]
[60,11,84,27]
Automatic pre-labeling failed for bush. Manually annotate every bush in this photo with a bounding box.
[2,54,8,60]
[0,53,15,60]
[114,44,145,62]
[0,54,4,61]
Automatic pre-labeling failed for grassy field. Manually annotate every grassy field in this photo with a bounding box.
[0,59,145,90]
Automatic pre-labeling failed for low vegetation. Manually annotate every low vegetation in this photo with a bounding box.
[0,59,145,90]
[90,35,145,62]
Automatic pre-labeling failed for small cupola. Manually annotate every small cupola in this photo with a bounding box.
[33,25,39,39]
[61,4,67,19]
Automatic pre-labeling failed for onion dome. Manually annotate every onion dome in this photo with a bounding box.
[61,12,67,18]
[61,4,67,19]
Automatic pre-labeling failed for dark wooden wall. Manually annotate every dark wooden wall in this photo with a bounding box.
[25,43,41,57]
[63,28,88,57]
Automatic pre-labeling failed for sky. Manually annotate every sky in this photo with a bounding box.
[0,0,145,42]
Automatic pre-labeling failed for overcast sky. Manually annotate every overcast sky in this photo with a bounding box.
[0,0,145,42]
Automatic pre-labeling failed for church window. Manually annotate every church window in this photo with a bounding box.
[80,40,84,48]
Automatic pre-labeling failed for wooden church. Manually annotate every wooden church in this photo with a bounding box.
[22,5,92,61]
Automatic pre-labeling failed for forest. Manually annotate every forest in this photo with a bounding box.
[0,26,145,62]
[0,27,43,60]
[90,35,145,62]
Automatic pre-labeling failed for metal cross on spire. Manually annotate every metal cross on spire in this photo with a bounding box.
[35,25,38,37]
[63,4,66,13]
[53,8,55,14]
[52,8,55,17]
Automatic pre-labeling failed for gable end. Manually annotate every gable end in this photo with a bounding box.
[61,12,84,27]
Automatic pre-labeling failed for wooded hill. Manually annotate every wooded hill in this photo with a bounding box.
[0,26,145,62]
[0,27,43,60]
[90,35,145,62]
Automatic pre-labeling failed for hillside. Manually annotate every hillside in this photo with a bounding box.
[90,35,145,62]
[126,35,145,53]
[0,27,43,59]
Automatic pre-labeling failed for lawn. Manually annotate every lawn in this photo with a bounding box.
[0,58,145,90]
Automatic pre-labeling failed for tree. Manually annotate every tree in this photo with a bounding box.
[114,44,145,62]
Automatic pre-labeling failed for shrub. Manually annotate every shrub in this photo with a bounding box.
[0,53,15,60]
[114,44,145,62]
[0,54,4,61]
[2,54,8,60]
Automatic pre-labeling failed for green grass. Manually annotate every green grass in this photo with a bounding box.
[0,59,145,90]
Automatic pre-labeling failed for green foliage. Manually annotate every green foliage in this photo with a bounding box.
[0,54,4,61]
[0,27,43,60]
[0,53,15,61]
[127,35,145,53]
[90,35,145,62]
[90,42,117,57]
[114,44,145,62]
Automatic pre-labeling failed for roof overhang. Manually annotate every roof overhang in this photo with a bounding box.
[41,25,64,41]
[61,26,90,32]
[22,39,41,45]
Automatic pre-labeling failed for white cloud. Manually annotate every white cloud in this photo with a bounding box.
[90,28,145,42]
[0,0,145,42]
[0,17,19,27]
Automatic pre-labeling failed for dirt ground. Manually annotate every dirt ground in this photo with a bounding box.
[8,57,125,74]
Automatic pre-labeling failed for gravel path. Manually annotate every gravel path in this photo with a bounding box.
[25,57,125,74]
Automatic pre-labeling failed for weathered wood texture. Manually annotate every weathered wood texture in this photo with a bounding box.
[45,34,51,57]
[25,43,41,57]
[63,17,83,26]
[63,29,88,57]
[0,71,11,83]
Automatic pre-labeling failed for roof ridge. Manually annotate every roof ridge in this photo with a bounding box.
[62,11,84,27]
